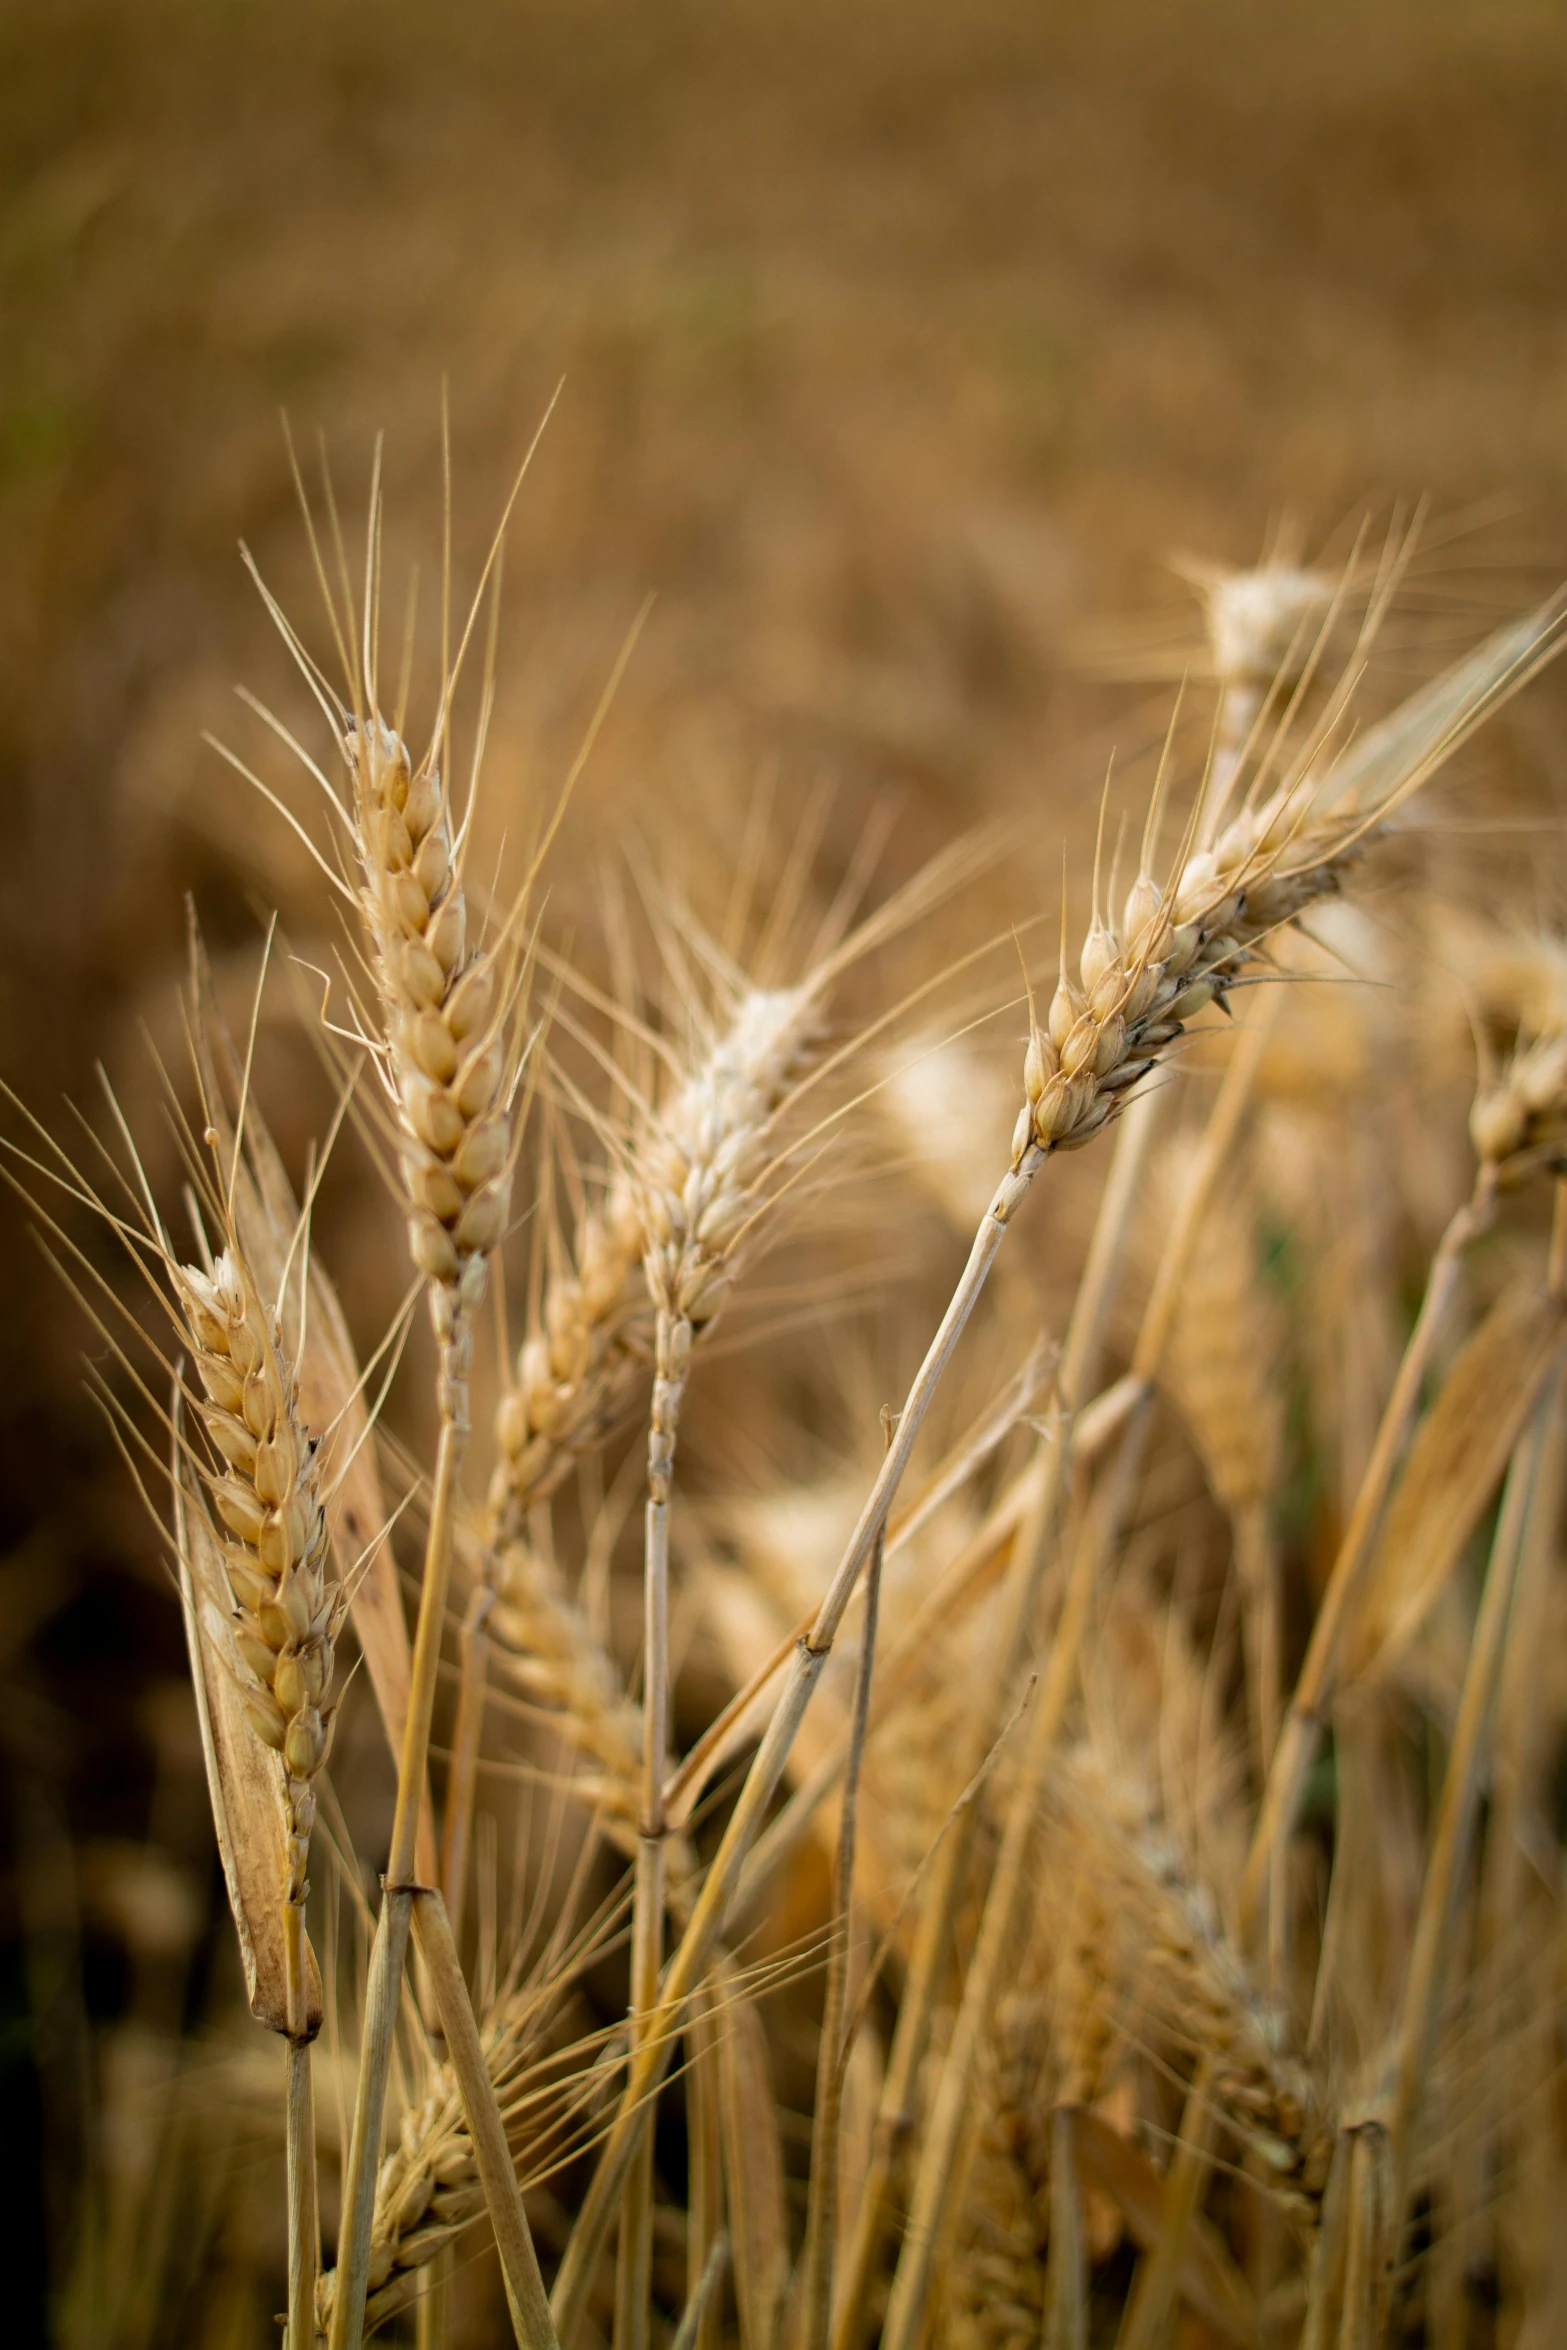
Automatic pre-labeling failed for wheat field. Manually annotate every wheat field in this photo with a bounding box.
[6,7,1567,2349]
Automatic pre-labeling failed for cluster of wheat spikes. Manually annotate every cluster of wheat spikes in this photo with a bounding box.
[16,458,1567,2350]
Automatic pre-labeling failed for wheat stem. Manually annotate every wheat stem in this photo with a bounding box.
[616,1302,687,2350]
[328,1885,415,2350]
[439,1585,493,1948]
[1299,2128,1352,2350]
[800,1478,887,2350]
[1113,2059,1217,2350]
[285,2025,318,2350]
[1386,1208,1567,2223]
[878,1393,1155,2350]
[393,1403,465,1886]
[415,2257,449,2350]
[1240,1173,1496,1948]
[1340,2125,1393,2350]
[671,2233,730,2350]
[686,1990,725,2350]
[333,1385,476,2349]
[410,1887,561,2350]
[1043,2106,1089,2350]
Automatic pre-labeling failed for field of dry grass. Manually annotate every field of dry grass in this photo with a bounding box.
[6,4,1567,2345]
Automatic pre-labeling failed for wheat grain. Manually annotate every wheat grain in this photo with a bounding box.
[491,1174,651,1518]
[340,713,524,1413]
[174,1245,340,1925]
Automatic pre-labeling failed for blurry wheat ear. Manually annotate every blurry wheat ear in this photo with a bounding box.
[1181,553,1335,839]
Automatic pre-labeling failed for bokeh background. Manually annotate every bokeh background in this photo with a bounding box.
[5,1,1567,2339]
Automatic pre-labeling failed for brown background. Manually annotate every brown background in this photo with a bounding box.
[3,0,1566,2336]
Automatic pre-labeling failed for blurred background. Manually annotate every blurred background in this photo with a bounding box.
[5,0,1567,2339]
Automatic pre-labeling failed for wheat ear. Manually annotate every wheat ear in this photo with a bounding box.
[1179,552,1335,839]
[169,1223,342,2350]
[492,1170,650,1520]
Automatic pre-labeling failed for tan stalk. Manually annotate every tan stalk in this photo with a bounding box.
[285,1922,320,2350]
[1113,2060,1218,2350]
[686,1990,727,2350]
[1299,2132,1353,2350]
[672,2235,731,2350]
[1043,2108,1089,2350]
[877,1395,1156,2350]
[409,1889,560,2350]
[416,2256,449,2350]
[330,1891,414,2350]
[439,1585,493,1947]
[799,1447,890,2350]
[716,1962,790,2350]
[1339,2126,1394,2350]
[1384,1193,1567,2228]
[1239,1170,1496,1949]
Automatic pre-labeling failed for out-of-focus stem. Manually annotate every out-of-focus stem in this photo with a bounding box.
[1241,1177,1495,1947]
[1387,1343,1566,2217]
[877,1395,1155,2350]
[1042,2107,1087,2350]
[1114,2060,1217,2350]
[411,1887,561,2350]
[686,1989,725,2350]
[800,1493,887,2350]
[1234,1497,1281,1774]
